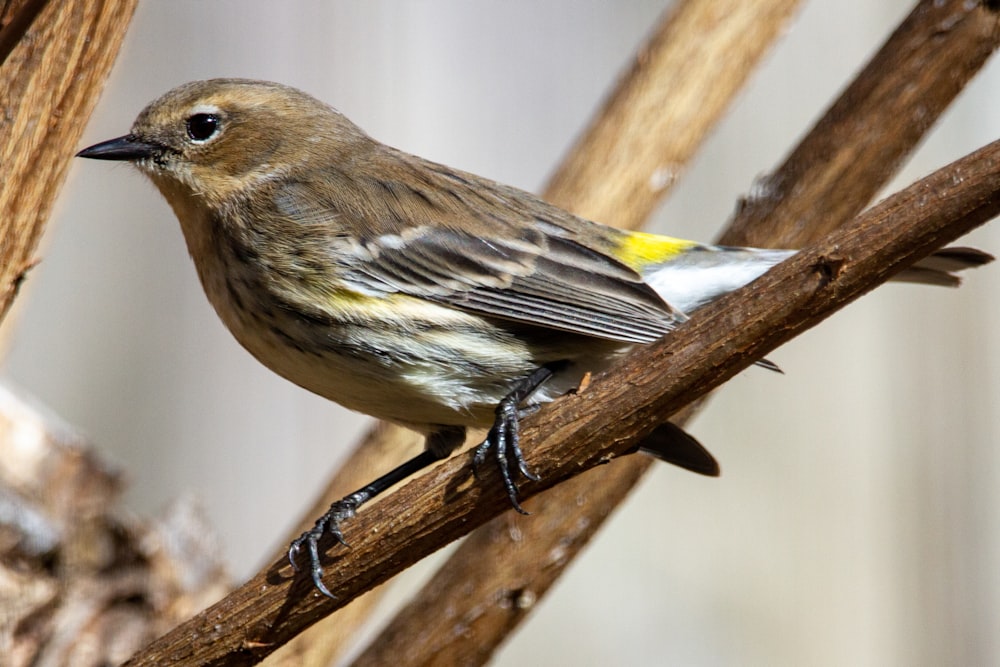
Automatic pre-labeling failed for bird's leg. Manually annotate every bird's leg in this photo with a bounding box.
[289,425,465,598]
[473,364,559,513]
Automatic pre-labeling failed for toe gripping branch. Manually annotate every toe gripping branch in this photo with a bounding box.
[472,364,557,514]
[288,365,557,597]
[288,447,443,598]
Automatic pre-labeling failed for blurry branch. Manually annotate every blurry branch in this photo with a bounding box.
[544,0,804,228]
[0,383,231,665]
[0,2,234,665]
[124,128,1000,667]
[263,1,803,665]
[0,0,137,333]
[725,0,1000,248]
[350,1,1000,665]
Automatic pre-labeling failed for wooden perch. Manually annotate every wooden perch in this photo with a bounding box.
[124,134,1000,665]
[349,1,1000,665]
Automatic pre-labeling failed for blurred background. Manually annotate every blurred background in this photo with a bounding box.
[2,1,999,665]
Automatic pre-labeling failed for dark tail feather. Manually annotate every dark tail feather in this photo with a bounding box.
[754,358,783,373]
[896,247,993,287]
[639,421,720,477]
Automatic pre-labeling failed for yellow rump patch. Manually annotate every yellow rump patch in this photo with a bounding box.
[613,231,698,270]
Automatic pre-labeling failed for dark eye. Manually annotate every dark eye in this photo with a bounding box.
[186,113,220,141]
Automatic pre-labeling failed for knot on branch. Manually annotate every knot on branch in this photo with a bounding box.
[811,255,846,286]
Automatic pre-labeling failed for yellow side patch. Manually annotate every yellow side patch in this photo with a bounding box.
[613,231,698,270]
[314,283,472,325]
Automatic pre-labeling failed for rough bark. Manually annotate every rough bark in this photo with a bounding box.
[124,134,1000,667]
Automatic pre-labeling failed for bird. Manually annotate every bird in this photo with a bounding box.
[76,78,992,596]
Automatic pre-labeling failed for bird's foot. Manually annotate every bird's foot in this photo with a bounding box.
[472,365,556,513]
[287,494,361,598]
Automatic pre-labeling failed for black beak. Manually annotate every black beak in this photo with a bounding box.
[76,134,161,161]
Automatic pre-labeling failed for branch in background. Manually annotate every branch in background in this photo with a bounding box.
[0,2,225,664]
[349,1,1000,665]
[0,383,231,664]
[724,0,1000,248]
[123,136,1000,667]
[544,0,803,226]
[0,0,137,330]
[264,1,803,664]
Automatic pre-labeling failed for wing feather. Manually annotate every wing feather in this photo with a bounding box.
[345,225,682,343]
[270,168,684,344]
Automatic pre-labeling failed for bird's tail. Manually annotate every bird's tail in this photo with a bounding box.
[641,243,992,315]
[638,421,720,477]
[895,247,994,287]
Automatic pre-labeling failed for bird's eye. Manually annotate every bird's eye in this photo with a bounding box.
[186,113,220,142]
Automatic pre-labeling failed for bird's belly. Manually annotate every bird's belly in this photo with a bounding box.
[191,237,633,430]
[214,288,548,429]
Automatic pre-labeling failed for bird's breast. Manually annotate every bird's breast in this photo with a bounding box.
[173,215,543,427]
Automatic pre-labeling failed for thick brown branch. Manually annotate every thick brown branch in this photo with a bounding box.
[350,1,1000,665]
[124,136,1000,667]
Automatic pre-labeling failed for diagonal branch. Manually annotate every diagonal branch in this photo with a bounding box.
[123,134,1000,665]
[725,0,1000,247]
[350,1,1000,665]
[544,0,804,227]
[0,0,138,332]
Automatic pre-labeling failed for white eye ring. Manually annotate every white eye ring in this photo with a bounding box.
[186,112,221,142]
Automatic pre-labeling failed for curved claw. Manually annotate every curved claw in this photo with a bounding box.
[473,365,557,512]
[288,539,302,570]
[286,498,361,598]
[307,529,335,598]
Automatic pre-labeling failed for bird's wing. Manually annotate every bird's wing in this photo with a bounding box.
[340,222,683,344]
[269,173,685,344]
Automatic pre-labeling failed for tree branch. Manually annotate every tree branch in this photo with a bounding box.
[544,0,803,227]
[0,0,138,331]
[725,0,1000,247]
[124,137,1000,667]
[349,1,1000,665]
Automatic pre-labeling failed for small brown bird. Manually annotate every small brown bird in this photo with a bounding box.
[77,79,992,596]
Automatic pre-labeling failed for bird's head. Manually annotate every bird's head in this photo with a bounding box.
[76,78,368,208]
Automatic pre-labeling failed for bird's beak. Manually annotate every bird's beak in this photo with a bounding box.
[76,134,161,161]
